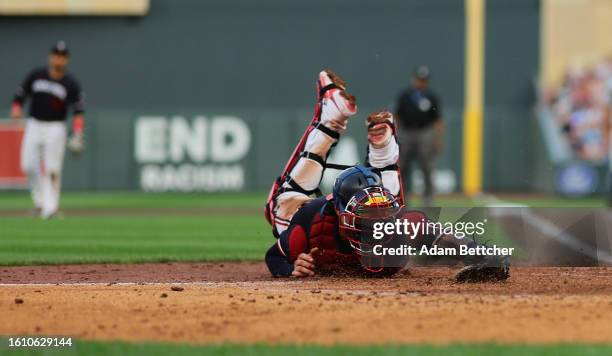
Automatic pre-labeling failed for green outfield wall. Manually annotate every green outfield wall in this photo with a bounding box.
[0,0,540,192]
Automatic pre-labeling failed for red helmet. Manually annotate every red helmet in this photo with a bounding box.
[338,186,403,256]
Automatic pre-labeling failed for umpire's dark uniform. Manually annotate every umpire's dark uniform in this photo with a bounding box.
[395,66,443,207]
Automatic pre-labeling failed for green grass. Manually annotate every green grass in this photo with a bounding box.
[0,215,270,265]
[1,341,612,356]
[0,191,605,210]
[0,191,267,210]
[0,192,272,265]
[0,192,606,265]
[484,196,607,208]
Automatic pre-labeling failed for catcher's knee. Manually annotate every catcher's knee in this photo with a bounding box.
[273,191,311,236]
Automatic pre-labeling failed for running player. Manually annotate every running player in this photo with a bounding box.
[10,41,85,218]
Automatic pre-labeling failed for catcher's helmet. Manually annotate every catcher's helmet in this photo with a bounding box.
[333,165,403,255]
[332,165,382,212]
[338,185,402,255]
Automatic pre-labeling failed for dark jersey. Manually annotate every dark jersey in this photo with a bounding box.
[395,88,441,130]
[13,67,84,121]
[265,195,422,277]
[265,197,433,277]
[265,196,360,277]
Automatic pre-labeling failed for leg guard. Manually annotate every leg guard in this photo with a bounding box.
[265,70,356,236]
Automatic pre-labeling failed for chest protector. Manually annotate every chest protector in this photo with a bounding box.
[285,197,401,276]
[300,205,361,274]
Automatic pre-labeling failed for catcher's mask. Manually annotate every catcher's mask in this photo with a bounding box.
[337,186,402,255]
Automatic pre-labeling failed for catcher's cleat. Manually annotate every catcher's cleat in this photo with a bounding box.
[366,111,395,148]
[317,70,356,134]
[318,69,346,92]
[454,255,510,283]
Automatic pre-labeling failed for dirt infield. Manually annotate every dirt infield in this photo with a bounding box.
[2,263,612,344]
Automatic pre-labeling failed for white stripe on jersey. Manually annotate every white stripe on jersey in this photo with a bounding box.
[32,79,67,100]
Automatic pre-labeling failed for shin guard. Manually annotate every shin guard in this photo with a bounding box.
[265,71,356,234]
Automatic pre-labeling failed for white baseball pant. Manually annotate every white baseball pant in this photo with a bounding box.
[20,118,66,218]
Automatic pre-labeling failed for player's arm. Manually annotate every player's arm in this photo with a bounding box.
[10,71,34,119]
[67,82,86,154]
[265,226,317,278]
[366,111,402,198]
[265,240,294,277]
[70,81,86,132]
[265,244,317,278]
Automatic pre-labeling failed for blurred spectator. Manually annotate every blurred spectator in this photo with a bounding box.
[546,57,612,162]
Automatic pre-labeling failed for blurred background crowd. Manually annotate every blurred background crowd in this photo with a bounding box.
[544,57,612,162]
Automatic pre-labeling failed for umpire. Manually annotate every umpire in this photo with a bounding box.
[395,65,443,207]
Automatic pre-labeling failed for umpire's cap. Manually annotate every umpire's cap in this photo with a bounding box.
[51,41,69,56]
[413,65,431,80]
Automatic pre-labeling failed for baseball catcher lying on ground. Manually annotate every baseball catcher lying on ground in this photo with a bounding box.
[264,70,509,282]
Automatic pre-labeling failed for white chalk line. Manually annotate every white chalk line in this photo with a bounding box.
[0,281,300,287]
[479,194,612,265]
[0,281,427,297]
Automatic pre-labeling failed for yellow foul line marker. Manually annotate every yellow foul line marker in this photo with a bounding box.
[463,0,485,196]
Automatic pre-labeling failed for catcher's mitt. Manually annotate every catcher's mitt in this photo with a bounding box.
[67,133,85,156]
[455,255,510,283]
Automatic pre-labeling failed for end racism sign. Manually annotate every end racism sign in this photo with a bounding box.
[134,116,251,192]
